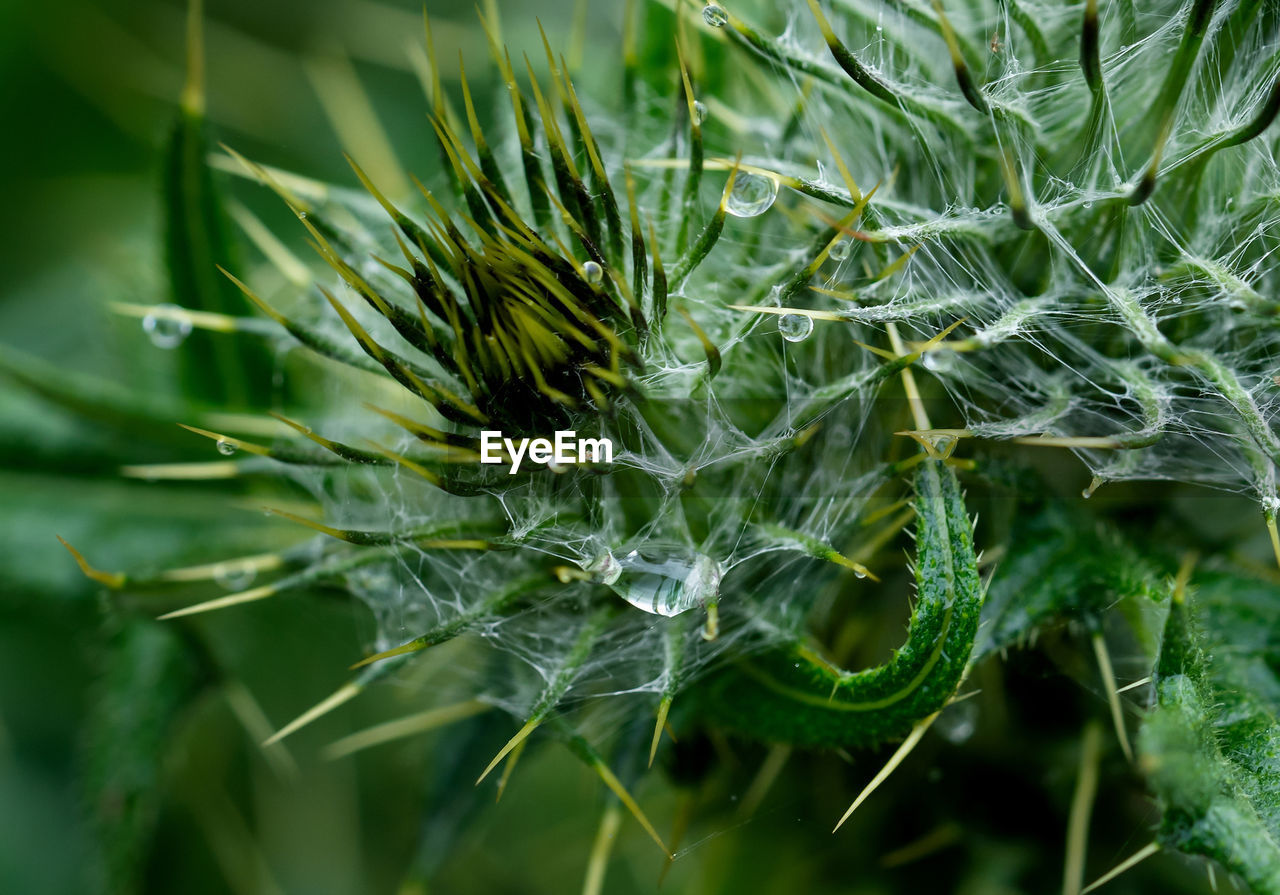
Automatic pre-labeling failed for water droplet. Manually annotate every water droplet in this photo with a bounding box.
[692,100,708,125]
[607,548,722,617]
[829,238,851,261]
[922,350,956,373]
[778,313,813,342]
[214,563,257,591]
[1082,201,1093,209]
[216,438,238,456]
[875,24,883,32]
[701,3,728,27]
[1082,475,1104,499]
[935,699,978,744]
[142,306,193,349]
[726,172,779,218]
[852,567,867,579]
[582,260,604,285]
[586,550,622,585]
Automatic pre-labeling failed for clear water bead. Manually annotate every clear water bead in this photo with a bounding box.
[702,3,728,27]
[213,563,256,591]
[582,260,604,285]
[829,238,851,261]
[215,438,238,456]
[778,314,813,342]
[607,549,722,617]
[726,172,779,218]
[692,100,708,125]
[935,699,978,744]
[142,305,193,349]
[922,349,956,373]
[586,550,622,585]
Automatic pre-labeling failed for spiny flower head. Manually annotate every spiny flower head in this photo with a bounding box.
[41,0,1280,891]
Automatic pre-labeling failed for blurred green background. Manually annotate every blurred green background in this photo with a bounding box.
[0,1,1232,893]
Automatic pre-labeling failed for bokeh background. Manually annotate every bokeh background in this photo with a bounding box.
[0,1,1236,892]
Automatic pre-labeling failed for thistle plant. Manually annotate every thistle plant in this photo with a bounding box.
[13,0,1280,892]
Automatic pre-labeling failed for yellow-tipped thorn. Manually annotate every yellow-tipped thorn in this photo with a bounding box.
[263,506,351,542]
[158,551,286,584]
[223,681,299,781]
[263,681,363,747]
[879,823,963,869]
[1064,721,1103,895]
[350,638,427,670]
[304,49,410,200]
[1266,513,1280,573]
[726,304,846,321]
[56,536,125,588]
[495,735,529,803]
[177,423,271,457]
[582,803,623,895]
[739,744,792,818]
[649,696,672,768]
[658,792,693,888]
[218,266,288,326]
[1081,842,1160,894]
[120,461,242,480]
[887,321,931,432]
[477,718,541,784]
[589,757,671,858]
[322,700,490,760]
[1115,676,1152,695]
[826,551,881,582]
[1011,436,1123,449]
[1091,632,1133,763]
[225,199,312,287]
[109,302,238,334]
[834,711,938,832]
[157,583,280,620]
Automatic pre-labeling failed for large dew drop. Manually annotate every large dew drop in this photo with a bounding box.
[726,172,779,218]
[603,549,722,617]
[143,305,193,349]
[778,313,813,343]
[921,349,956,373]
[702,3,729,27]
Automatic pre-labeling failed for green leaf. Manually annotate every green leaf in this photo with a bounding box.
[975,502,1163,660]
[161,0,273,408]
[703,457,982,748]
[83,618,205,894]
[1140,573,1280,894]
